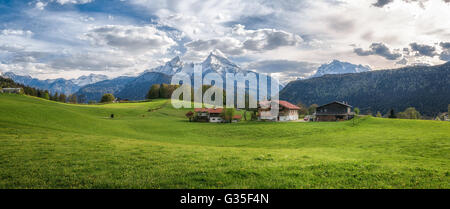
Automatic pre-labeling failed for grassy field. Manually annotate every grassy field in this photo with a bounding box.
[0,94,449,189]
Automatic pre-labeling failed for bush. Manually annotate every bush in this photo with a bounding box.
[398,107,421,119]
[100,94,115,103]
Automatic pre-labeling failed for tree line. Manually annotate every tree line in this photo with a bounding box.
[1,76,78,103]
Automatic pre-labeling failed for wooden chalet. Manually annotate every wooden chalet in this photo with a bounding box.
[315,101,354,121]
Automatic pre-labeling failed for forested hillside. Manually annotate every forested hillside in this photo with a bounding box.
[280,62,450,116]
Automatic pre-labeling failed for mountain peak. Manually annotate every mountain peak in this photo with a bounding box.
[209,49,227,59]
[312,60,371,78]
[203,50,238,69]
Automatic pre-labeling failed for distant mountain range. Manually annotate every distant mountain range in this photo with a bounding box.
[1,72,108,95]
[280,62,450,116]
[4,51,448,112]
[77,50,279,101]
[311,60,372,78]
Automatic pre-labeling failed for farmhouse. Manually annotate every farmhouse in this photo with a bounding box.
[0,88,22,94]
[258,100,300,121]
[315,101,354,121]
[193,108,224,123]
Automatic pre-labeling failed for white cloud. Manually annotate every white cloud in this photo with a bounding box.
[183,24,303,61]
[84,25,176,54]
[1,29,33,37]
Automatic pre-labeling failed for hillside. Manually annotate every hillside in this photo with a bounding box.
[0,94,449,189]
[115,72,172,100]
[76,76,135,102]
[280,62,450,116]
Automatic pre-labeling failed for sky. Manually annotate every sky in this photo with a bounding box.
[0,0,449,82]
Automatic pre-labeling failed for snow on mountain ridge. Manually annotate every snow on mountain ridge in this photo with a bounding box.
[312,60,371,78]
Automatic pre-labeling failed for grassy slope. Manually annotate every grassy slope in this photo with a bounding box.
[0,94,449,188]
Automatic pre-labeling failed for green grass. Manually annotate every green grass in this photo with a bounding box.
[0,94,449,188]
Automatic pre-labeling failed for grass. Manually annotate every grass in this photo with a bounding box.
[0,94,449,188]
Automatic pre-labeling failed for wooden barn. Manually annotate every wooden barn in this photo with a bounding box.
[315,101,354,122]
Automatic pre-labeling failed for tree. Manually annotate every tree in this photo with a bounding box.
[448,104,450,114]
[307,104,318,115]
[296,102,308,115]
[354,107,360,115]
[100,93,115,103]
[376,111,382,117]
[388,109,396,118]
[159,84,170,98]
[221,108,235,123]
[146,84,160,99]
[59,93,67,103]
[42,91,50,100]
[398,107,421,119]
[68,94,77,104]
[51,92,59,101]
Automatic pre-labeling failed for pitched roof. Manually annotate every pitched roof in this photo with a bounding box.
[278,100,300,110]
[259,100,300,110]
[194,108,223,113]
[317,101,352,108]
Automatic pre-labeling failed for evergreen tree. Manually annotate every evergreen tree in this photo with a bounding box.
[388,109,396,118]
[59,93,67,103]
[146,84,160,99]
[68,94,77,104]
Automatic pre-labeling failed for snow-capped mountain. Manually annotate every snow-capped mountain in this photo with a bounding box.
[201,50,245,75]
[146,56,184,75]
[70,74,108,86]
[1,72,108,95]
[312,60,371,78]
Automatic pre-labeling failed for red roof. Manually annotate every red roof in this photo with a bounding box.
[259,100,300,110]
[278,100,300,110]
[233,115,242,119]
[194,108,223,114]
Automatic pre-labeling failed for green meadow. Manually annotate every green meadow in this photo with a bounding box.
[0,94,449,189]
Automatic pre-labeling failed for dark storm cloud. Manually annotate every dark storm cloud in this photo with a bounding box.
[353,43,402,60]
[409,42,437,57]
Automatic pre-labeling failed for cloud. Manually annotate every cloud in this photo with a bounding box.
[244,59,319,82]
[84,25,176,54]
[409,42,437,57]
[354,43,402,60]
[184,24,303,59]
[372,0,394,8]
[1,29,33,37]
[55,0,93,4]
